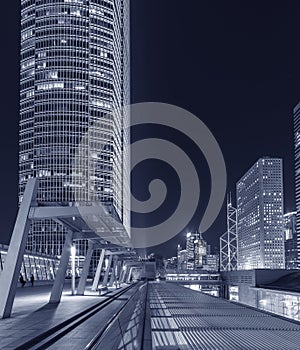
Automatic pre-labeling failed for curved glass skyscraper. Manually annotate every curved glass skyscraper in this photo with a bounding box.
[19,0,130,255]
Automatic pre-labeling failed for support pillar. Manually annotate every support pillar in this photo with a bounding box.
[108,256,118,287]
[101,254,112,287]
[120,263,127,284]
[49,231,73,303]
[77,241,94,295]
[127,266,134,283]
[0,178,38,318]
[91,249,105,291]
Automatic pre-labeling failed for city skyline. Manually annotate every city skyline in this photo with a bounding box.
[0,1,299,257]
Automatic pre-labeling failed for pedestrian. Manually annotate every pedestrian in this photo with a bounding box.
[19,274,26,288]
[30,274,34,287]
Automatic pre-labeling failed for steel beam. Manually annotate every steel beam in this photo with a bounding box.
[77,241,94,295]
[49,231,73,303]
[91,249,105,291]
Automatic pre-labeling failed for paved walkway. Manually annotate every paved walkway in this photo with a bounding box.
[0,281,121,349]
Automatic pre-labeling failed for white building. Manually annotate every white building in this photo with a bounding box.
[236,158,285,270]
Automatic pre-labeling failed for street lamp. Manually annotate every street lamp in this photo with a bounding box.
[71,245,76,295]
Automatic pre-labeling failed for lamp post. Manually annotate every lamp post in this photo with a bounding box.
[71,245,76,295]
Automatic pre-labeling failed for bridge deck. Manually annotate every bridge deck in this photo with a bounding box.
[0,282,128,349]
[149,282,300,350]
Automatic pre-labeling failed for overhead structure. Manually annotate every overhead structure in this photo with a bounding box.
[0,178,137,318]
[220,194,238,271]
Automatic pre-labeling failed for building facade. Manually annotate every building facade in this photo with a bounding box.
[236,158,285,270]
[294,102,300,267]
[19,0,130,255]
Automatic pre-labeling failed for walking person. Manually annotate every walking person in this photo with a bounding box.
[19,274,26,288]
[30,274,34,287]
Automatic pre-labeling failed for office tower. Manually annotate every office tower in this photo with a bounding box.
[177,245,187,272]
[294,102,300,267]
[236,158,285,270]
[194,233,207,269]
[283,211,298,269]
[186,231,207,270]
[19,0,130,255]
[203,254,219,271]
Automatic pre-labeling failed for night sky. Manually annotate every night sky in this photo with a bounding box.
[0,1,299,258]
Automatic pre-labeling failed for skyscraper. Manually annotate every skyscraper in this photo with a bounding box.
[236,158,285,270]
[294,102,300,267]
[19,0,130,255]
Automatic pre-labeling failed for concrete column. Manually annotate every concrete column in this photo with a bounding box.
[101,254,113,287]
[91,249,105,291]
[49,231,73,303]
[108,256,118,287]
[0,178,38,318]
[77,241,94,295]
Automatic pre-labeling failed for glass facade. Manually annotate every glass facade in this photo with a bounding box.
[19,0,130,256]
[0,244,59,281]
[257,289,300,322]
[294,102,300,267]
[236,158,285,270]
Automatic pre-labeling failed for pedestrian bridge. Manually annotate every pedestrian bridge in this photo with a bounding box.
[1,281,300,349]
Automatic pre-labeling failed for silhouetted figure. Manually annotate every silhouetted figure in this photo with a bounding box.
[30,274,34,287]
[19,274,26,288]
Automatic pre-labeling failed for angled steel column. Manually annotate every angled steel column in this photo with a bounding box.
[0,178,38,318]
[108,256,118,287]
[49,231,73,303]
[101,254,112,287]
[91,249,105,291]
[120,263,127,284]
[115,260,122,287]
[77,241,94,295]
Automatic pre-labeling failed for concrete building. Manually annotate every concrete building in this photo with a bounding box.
[203,254,219,271]
[221,269,300,322]
[236,158,285,270]
[19,0,130,256]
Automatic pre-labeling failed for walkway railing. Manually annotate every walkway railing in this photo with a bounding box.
[85,282,152,350]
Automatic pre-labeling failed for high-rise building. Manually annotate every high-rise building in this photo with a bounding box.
[186,231,207,270]
[19,0,130,255]
[236,158,285,270]
[177,245,187,272]
[294,102,300,267]
[283,211,298,269]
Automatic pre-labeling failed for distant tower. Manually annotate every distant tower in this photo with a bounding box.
[186,231,206,270]
[220,194,238,271]
[236,158,285,270]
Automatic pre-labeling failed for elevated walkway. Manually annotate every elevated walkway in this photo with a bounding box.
[0,282,132,349]
[149,282,300,350]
